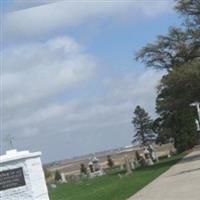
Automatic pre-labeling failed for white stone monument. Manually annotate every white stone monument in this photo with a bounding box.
[0,149,49,200]
[88,155,104,178]
[190,102,200,131]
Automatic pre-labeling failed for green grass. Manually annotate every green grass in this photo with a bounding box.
[49,153,185,200]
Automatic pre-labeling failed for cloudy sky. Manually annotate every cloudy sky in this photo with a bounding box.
[1,0,181,162]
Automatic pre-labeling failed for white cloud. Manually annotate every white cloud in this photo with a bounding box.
[2,38,162,159]
[2,36,97,110]
[4,0,61,12]
[2,31,161,133]
[3,62,162,139]
[4,0,174,39]
[1,0,170,160]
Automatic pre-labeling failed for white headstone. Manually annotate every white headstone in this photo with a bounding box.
[0,149,49,200]
[61,173,67,183]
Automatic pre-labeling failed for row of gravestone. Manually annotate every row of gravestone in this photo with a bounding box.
[78,146,160,179]
[53,145,175,187]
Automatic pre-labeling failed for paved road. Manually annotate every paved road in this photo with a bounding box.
[128,149,200,200]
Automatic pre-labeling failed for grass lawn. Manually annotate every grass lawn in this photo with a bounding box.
[49,153,184,200]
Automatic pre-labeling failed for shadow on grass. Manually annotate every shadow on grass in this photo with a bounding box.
[170,167,200,177]
[179,154,200,163]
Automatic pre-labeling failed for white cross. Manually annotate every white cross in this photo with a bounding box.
[5,134,15,149]
[190,102,200,131]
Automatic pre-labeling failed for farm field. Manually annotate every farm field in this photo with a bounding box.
[47,144,173,176]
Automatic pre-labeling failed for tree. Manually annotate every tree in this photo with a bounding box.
[132,106,153,146]
[156,61,200,151]
[157,61,200,114]
[54,170,62,181]
[135,0,200,71]
[175,0,200,27]
[136,28,199,70]
[172,109,198,152]
[107,155,114,168]
[152,117,172,144]
[135,0,200,152]
[43,167,52,180]
[80,163,88,175]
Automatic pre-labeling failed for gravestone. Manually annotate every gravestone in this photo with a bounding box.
[61,173,67,183]
[124,155,132,175]
[88,155,104,178]
[0,149,49,200]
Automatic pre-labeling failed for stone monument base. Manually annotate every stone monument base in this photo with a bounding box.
[0,149,49,200]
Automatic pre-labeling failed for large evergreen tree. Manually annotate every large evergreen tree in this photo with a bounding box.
[152,117,172,145]
[132,106,153,146]
[156,61,200,151]
[157,61,200,113]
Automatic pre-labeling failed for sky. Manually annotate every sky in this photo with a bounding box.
[1,0,182,163]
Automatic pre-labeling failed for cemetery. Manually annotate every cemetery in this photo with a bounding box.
[0,144,181,200]
[1,145,199,200]
[45,143,179,199]
[48,151,184,200]
[1,0,200,199]
[46,144,173,177]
